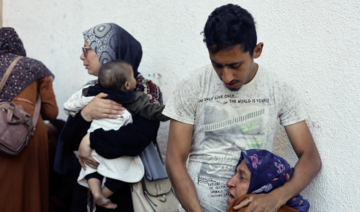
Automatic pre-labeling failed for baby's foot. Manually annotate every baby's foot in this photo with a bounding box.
[93,192,117,209]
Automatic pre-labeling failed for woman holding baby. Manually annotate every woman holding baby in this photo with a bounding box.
[54,23,163,212]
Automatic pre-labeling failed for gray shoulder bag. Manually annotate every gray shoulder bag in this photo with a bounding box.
[131,141,181,212]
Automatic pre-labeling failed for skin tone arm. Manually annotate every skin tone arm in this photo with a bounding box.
[234,120,322,211]
[165,120,204,212]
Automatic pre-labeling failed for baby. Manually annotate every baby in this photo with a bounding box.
[63,60,169,209]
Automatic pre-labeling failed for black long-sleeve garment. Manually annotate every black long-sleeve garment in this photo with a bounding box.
[53,111,159,212]
[54,110,159,175]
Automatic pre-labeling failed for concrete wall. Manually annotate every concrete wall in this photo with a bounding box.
[3,1,360,211]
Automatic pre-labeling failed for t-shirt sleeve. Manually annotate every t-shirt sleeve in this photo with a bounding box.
[162,71,199,125]
[277,81,307,126]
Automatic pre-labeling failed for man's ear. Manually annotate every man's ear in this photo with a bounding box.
[253,42,264,59]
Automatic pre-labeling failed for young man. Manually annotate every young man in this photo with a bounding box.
[163,4,321,212]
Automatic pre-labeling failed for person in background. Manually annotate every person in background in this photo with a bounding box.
[163,4,321,212]
[47,119,71,212]
[54,23,162,212]
[226,149,310,212]
[0,27,58,212]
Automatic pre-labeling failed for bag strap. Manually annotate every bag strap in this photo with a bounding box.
[0,56,24,93]
[15,98,35,106]
[154,138,164,165]
[13,95,41,127]
[32,93,41,128]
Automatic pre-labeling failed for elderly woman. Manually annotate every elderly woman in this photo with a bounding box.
[54,23,162,212]
[0,28,58,212]
[226,149,310,212]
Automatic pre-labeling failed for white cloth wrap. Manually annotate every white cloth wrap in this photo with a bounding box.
[63,84,94,117]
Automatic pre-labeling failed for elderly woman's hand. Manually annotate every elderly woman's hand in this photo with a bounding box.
[81,93,124,122]
[78,134,99,170]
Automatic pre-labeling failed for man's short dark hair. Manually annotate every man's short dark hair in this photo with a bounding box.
[203,4,257,56]
[98,60,131,90]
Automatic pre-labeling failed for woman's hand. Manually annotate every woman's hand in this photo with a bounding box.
[78,134,99,170]
[81,93,124,122]
[233,193,282,212]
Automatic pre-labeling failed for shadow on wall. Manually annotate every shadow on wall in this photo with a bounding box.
[273,117,321,166]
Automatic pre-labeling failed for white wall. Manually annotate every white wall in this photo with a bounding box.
[3,0,360,211]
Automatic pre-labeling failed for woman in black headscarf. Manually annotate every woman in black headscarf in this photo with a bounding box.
[0,27,58,212]
[54,23,162,212]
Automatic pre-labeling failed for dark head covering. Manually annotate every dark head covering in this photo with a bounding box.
[0,27,53,102]
[0,27,26,56]
[236,149,310,212]
[82,23,143,78]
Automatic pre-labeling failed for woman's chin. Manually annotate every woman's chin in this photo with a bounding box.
[87,69,96,76]
[227,197,234,205]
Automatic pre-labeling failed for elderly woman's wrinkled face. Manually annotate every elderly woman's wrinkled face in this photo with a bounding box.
[80,40,101,76]
[226,160,251,205]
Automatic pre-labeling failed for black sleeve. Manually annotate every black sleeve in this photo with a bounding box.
[53,111,91,175]
[89,115,160,159]
[61,111,91,150]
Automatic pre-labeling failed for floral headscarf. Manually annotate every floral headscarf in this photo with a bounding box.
[0,27,53,102]
[237,149,310,212]
[0,27,26,56]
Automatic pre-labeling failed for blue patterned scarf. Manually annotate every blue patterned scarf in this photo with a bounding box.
[236,149,310,212]
[82,23,143,78]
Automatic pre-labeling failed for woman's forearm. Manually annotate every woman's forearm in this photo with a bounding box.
[81,93,125,122]
[80,105,93,122]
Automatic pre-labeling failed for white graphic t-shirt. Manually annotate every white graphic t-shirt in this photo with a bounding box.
[163,64,307,212]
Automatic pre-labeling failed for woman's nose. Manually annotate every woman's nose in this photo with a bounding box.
[226,175,236,188]
[80,53,86,60]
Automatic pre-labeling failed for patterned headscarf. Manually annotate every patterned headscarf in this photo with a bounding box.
[0,27,53,102]
[0,27,26,56]
[236,149,310,212]
[82,23,143,78]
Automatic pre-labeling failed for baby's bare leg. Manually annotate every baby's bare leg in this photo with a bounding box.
[102,178,125,198]
[88,178,117,209]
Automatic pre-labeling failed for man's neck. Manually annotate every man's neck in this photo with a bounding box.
[245,62,259,85]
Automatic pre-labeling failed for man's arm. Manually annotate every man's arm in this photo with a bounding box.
[235,120,321,211]
[165,119,204,212]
